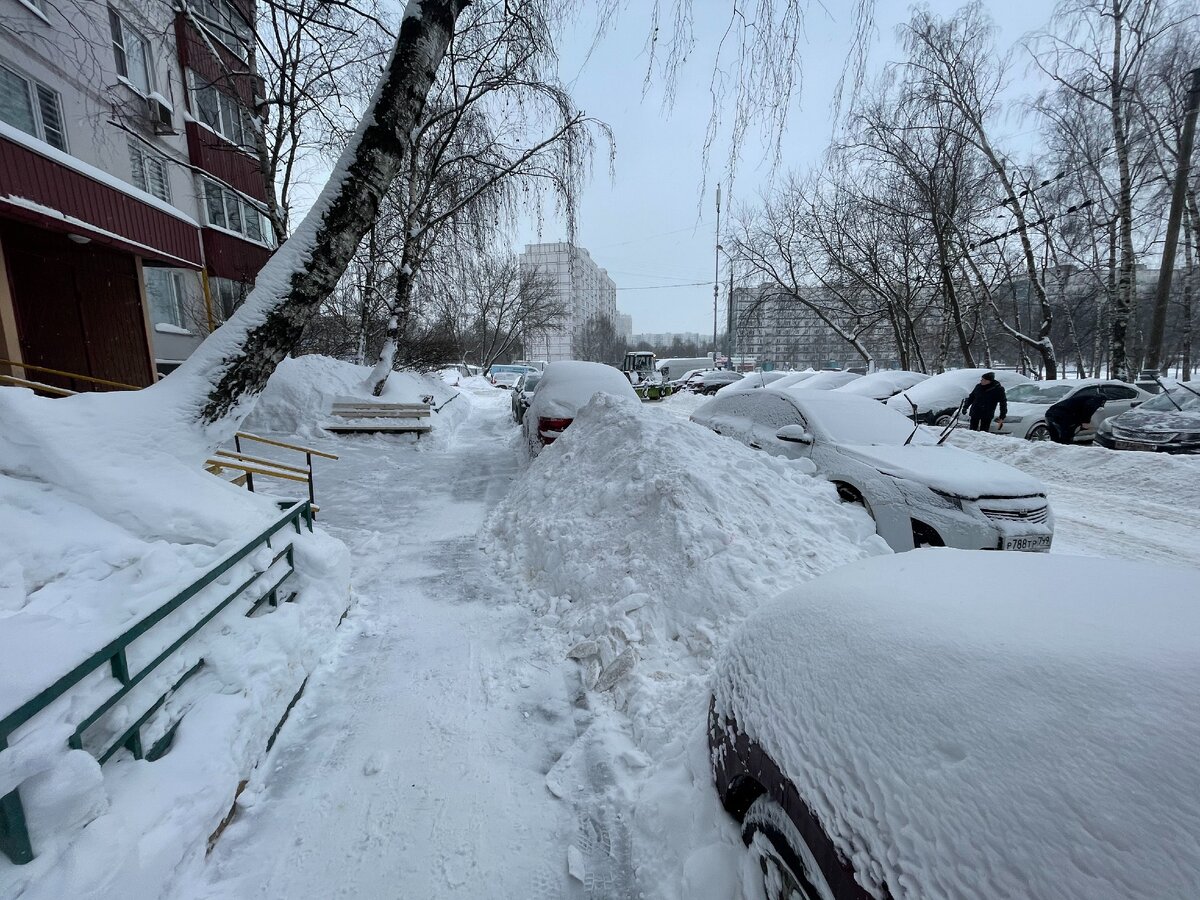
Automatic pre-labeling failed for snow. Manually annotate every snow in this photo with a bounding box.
[0,384,349,898]
[524,360,639,421]
[154,323,194,336]
[713,549,1200,900]
[836,443,1045,498]
[885,368,1031,416]
[834,370,929,400]
[1104,381,1200,435]
[776,370,860,392]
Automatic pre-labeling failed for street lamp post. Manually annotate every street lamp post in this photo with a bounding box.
[713,184,721,367]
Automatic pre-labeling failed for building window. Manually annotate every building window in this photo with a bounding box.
[109,7,153,95]
[0,64,68,151]
[190,75,252,148]
[193,0,252,62]
[210,275,249,319]
[200,178,275,248]
[144,267,186,327]
[128,140,171,201]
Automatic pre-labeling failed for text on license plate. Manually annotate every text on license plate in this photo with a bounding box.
[1003,534,1052,552]
[1114,439,1153,451]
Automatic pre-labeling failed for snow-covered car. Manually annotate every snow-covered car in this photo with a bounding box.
[522,360,639,455]
[885,367,1031,426]
[1095,381,1200,453]
[996,379,1149,442]
[672,367,715,389]
[691,389,1052,552]
[719,371,790,392]
[833,369,929,401]
[772,370,860,392]
[488,364,535,389]
[711,550,1200,900]
[510,371,541,424]
[692,370,743,394]
[763,370,818,392]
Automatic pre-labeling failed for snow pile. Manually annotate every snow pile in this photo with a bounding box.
[0,386,350,898]
[485,393,886,897]
[715,550,1200,899]
[242,354,465,438]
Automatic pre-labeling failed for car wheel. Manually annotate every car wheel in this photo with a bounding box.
[1027,423,1050,442]
[742,796,833,900]
[934,412,954,427]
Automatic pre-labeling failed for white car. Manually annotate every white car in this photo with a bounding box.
[763,370,818,392]
[711,551,1200,900]
[885,367,1032,426]
[997,379,1151,442]
[834,369,929,400]
[772,370,860,392]
[691,389,1053,552]
[717,371,790,392]
[522,361,639,455]
[488,364,536,389]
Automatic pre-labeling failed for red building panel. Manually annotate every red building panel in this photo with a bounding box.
[185,122,267,201]
[174,14,257,108]
[202,227,273,283]
[0,135,203,267]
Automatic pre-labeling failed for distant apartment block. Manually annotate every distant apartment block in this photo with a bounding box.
[519,242,617,361]
[0,0,274,390]
[632,331,708,348]
[617,312,633,342]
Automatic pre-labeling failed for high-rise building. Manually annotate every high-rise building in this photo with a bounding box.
[519,242,617,361]
[0,0,273,389]
[617,313,633,342]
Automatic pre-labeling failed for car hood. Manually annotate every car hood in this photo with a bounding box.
[838,443,1045,499]
[1107,407,1200,435]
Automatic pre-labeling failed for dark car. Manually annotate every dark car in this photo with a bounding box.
[691,370,743,395]
[510,371,541,424]
[711,551,1200,900]
[1095,381,1200,453]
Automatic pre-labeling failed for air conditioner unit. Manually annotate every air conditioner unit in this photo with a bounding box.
[147,96,175,134]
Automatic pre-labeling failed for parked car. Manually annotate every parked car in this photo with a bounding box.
[764,370,818,392]
[522,361,639,455]
[711,550,1200,900]
[672,367,715,389]
[720,371,790,392]
[1095,381,1200,453]
[885,367,1031,426]
[833,369,929,401]
[996,379,1150,442]
[691,389,1052,552]
[692,370,744,394]
[488,364,536,389]
[510,371,541,423]
[773,370,860,392]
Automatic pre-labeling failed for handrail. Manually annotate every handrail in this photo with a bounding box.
[0,359,140,391]
[235,431,338,460]
[0,500,313,865]
[0,374,77,397]
[206,458,309,484]
[214,449,309,475]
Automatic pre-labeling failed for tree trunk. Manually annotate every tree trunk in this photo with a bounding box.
[168,2,467,435]
[368,262,415,395]
[1182,200,1196,379]
[1106,1,1138,380]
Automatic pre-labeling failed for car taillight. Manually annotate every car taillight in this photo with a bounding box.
[537,416,572,444]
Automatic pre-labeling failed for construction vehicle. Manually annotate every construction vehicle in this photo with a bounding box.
[621,350,672,400]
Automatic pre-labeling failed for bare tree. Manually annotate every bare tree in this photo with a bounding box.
[573,314,625,364]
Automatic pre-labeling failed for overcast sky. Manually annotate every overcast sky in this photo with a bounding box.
[521,0,1057,336]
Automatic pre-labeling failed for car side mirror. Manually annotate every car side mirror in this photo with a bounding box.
[1130,401,1141,408]
[776,425,813,444]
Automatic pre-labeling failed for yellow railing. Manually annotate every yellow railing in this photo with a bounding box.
[0,374,77,397]
[0,359,140,391]
[206,432,338,514]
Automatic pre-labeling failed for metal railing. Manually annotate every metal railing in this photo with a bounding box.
[205,433,338,511]
[0,359,140,392]
[0,500,314,865]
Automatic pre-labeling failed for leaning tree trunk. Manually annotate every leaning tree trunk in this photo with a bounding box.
[163,1,467,437]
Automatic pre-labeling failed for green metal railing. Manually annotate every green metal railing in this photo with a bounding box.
[0,500,314,865]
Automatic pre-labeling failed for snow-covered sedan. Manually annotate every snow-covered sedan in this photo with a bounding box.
[522,360,639,455]
[719,371,790,392]
[510,370,541,424]
[710,550,1200,900]
[885,367,1031,426]
[1095,381,1200,453]
[488,364,535,389]
[691,390,1053,552]
[833,369,929,401]
[772,370,860,392]
[996,379,1150,442]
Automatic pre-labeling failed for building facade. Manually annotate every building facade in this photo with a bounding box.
[0,0,273,390]
[518,242,617,362]
[616,312,633,343]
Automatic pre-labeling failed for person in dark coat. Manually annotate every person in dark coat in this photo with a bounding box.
[960,372,1008,432]
[1044,390,1106,444]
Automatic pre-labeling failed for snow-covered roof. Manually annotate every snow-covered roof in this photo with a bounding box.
[834,370,929,400]
[714,549,1200,900]
[527,360,638,418]
[886,368,1031,413]
[780,370,860,392]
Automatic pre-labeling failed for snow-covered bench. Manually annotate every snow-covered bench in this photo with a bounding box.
[324,399,433,436]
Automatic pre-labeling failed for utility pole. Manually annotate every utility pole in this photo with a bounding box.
[1146,66,1200,375]
[713,184,721,367]
[726,260,735,370]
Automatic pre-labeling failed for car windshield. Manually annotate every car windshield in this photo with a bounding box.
[1007,383,1075,404]
[800,397,923,445]
[523,375,541,391]
[1140,384,1200,412]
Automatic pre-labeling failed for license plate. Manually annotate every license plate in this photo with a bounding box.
[1003,534,1052,552]
[1114,439,1153,451]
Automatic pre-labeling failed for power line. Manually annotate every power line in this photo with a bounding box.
[616,281,711,290]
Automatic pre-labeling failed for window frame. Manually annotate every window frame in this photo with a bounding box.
[0,62,68,151]
[128,138,172,201]
[188,72,253,149]
[198,177,275,249]
[193,0,252,62]
[109,6,154,96]
[144,266,187,328]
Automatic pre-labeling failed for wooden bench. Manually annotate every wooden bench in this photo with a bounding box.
[324,399,433,436]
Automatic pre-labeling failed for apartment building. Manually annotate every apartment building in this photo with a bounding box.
[0,0,273,390]
[518,242,617,362]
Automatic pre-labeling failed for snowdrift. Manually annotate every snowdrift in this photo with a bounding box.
[485,393,887,898]
[242,355,465,438]
[0,386,349,899]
